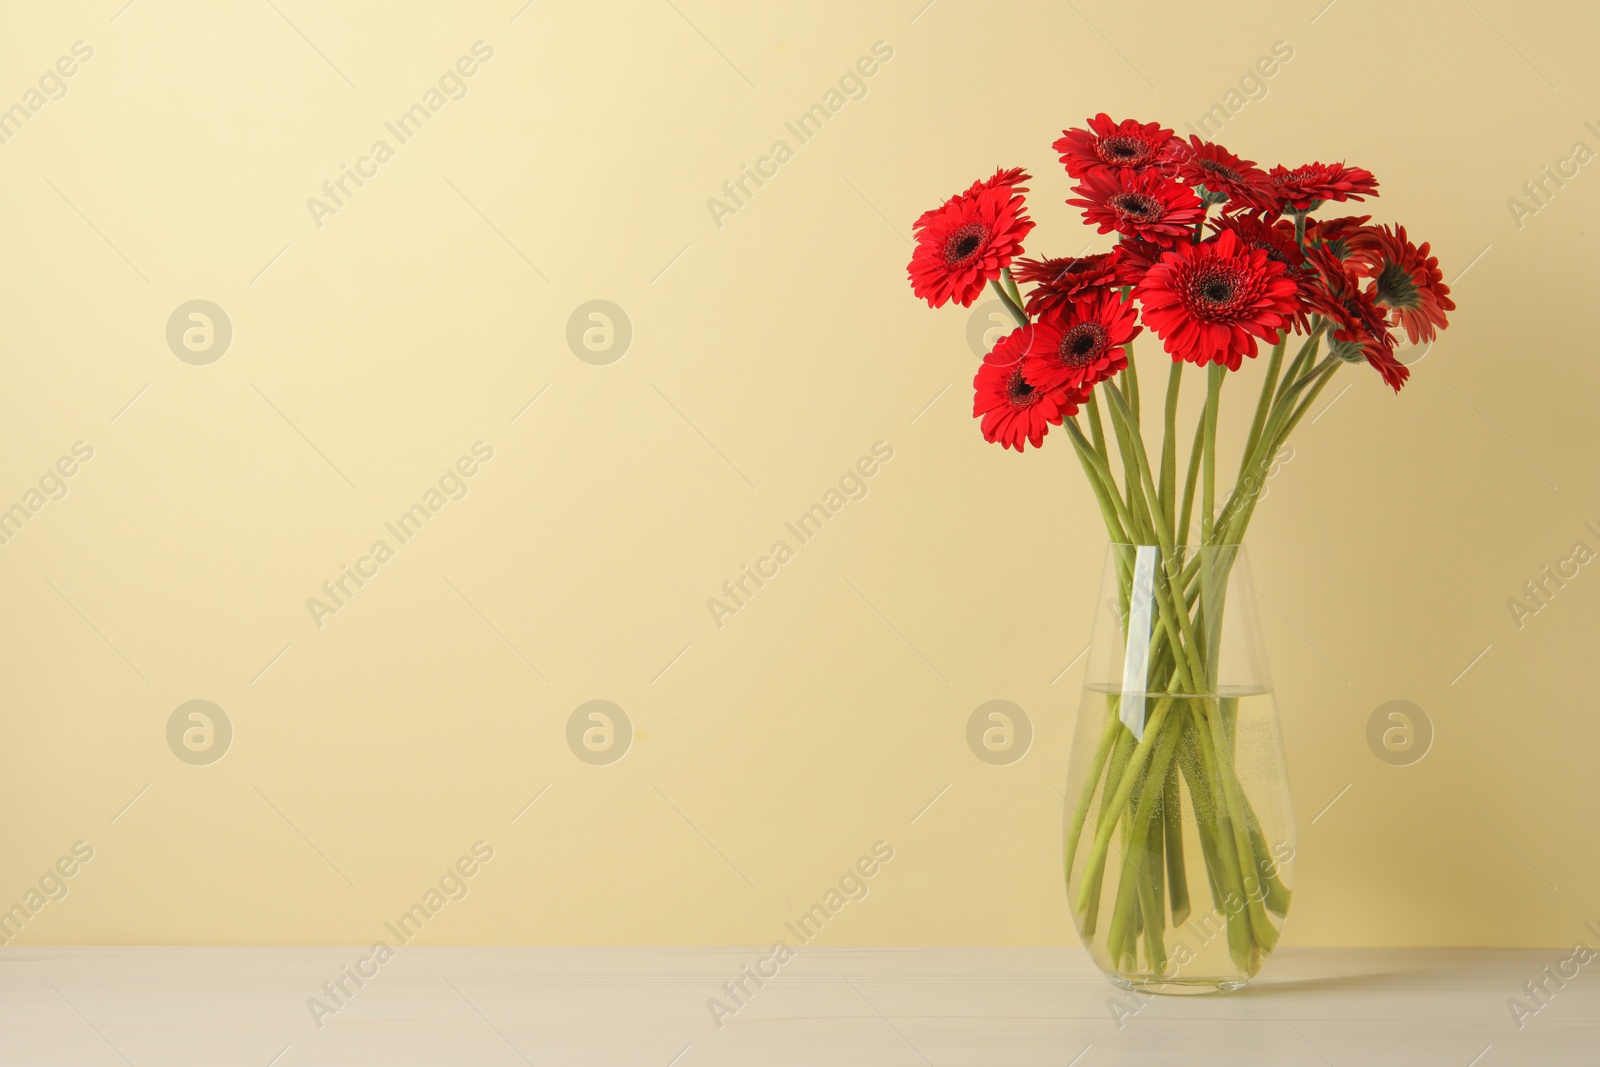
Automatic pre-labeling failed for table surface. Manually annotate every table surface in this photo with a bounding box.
[0,946,1590,1065]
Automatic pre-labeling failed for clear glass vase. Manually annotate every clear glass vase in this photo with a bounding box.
[1063,544,1294,994]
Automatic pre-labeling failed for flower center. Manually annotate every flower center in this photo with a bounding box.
[1252,238,1293,265]
[1058,323,1108,367]
[1005,370,1039,407]
[1186,267,1247,318]
[1200,159,1240,182]
[1110,193,1161,221]
[944,224,988,266]
[1100,136,1148,163]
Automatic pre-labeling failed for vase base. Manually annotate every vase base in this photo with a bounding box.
[1108,974,1247,996]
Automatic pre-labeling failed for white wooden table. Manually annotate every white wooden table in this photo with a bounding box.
[0,947,1589,1065]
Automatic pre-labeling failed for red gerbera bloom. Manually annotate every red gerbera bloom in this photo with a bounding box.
[1303,244,1407,392]
[1343,223,1454,344]
[1307,214,1373,259]
[908,181,1035,308]
[964,166,1030,198]
[1211,214,1303,269]
[1012,250,1122,315]
[1211,214,1310,330]
[1176,137,1275,211]
[1134,229,1300,370]
[1054,115,1178,179]
[972,328,1076,451]
[1068,168,1204,246]
[912,168,1032,230]
[1020,290,1142,398]
[1112,237,1168,285]
[1269,162,1379,213]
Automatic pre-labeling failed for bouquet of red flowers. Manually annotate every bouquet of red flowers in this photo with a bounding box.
[909,115,1452,508]
[906,116,1455,988]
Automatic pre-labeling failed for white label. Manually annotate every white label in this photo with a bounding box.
[1119,546,1158,740]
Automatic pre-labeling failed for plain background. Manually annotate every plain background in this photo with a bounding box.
[0,0,1595,947]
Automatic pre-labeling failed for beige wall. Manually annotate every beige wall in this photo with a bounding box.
[0,0,1595,947]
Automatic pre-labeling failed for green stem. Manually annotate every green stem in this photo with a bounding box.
[1002,267,1023,309]
[1084,392,1110,470]
[1136,795,1169,971]
[1163,761,1191,927]
[1273,322,1327,406]
[1281,352,1338,400]
[1106,714,1179,969]
[1123,338,1142,427]
[1064,419,1133,544]
[1202,365,1222,545]
[1075,699,1174,919]
[1281,360,1341,438]
[1159,360,1182,536]
[1238,334,1285,485]
[1205,700,1280,953]
[1174,723,1224,911]
[1217,348,1336,545]
[990,278,1027,327]
[1085,721,1138,936]
[1064,710,1122,886]
[1184,706,1256,970]
[1099,386,1158,544]
[1177,409,1205,547]
[1091,388,1217,707]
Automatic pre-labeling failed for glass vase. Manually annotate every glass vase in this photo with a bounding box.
[1063,543,1294,994]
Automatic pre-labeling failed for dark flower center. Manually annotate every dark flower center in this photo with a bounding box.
[1110,193,1161,221]
[1374,260,1421,310]
[1201,160,1241,182]
[1234,227,1296,267]
[1005,370,1039,407]
[1100,137,1152,164]
[1059,323,1109,366]
[1187,267,1248,318]
[945,223,988,265]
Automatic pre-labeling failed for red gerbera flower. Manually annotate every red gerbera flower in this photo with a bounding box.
[1269,162,1379,213]
[1343,223,1454,344]
[1134,229,1300,370]
[1211,214,1310,330]
[912,167,1032,230]
[1212,214,1303,269]
[1304,244,1407,391]
[1054,115,1178,179]
[1068,168,1204,246]
[1112,237,1168,285]
[1307,214,1373,259]
[1012,250,1122,315]
[908,181,1035,308]
[1176,137,1275,211]
[964,166,1031,198]
[1020,290,1142,398]
[972,328,1076,451]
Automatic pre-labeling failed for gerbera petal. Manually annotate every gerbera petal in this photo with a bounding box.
[1133,234,1298,369]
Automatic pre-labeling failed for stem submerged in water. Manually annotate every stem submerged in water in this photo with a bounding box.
[1063,339,1326,984]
